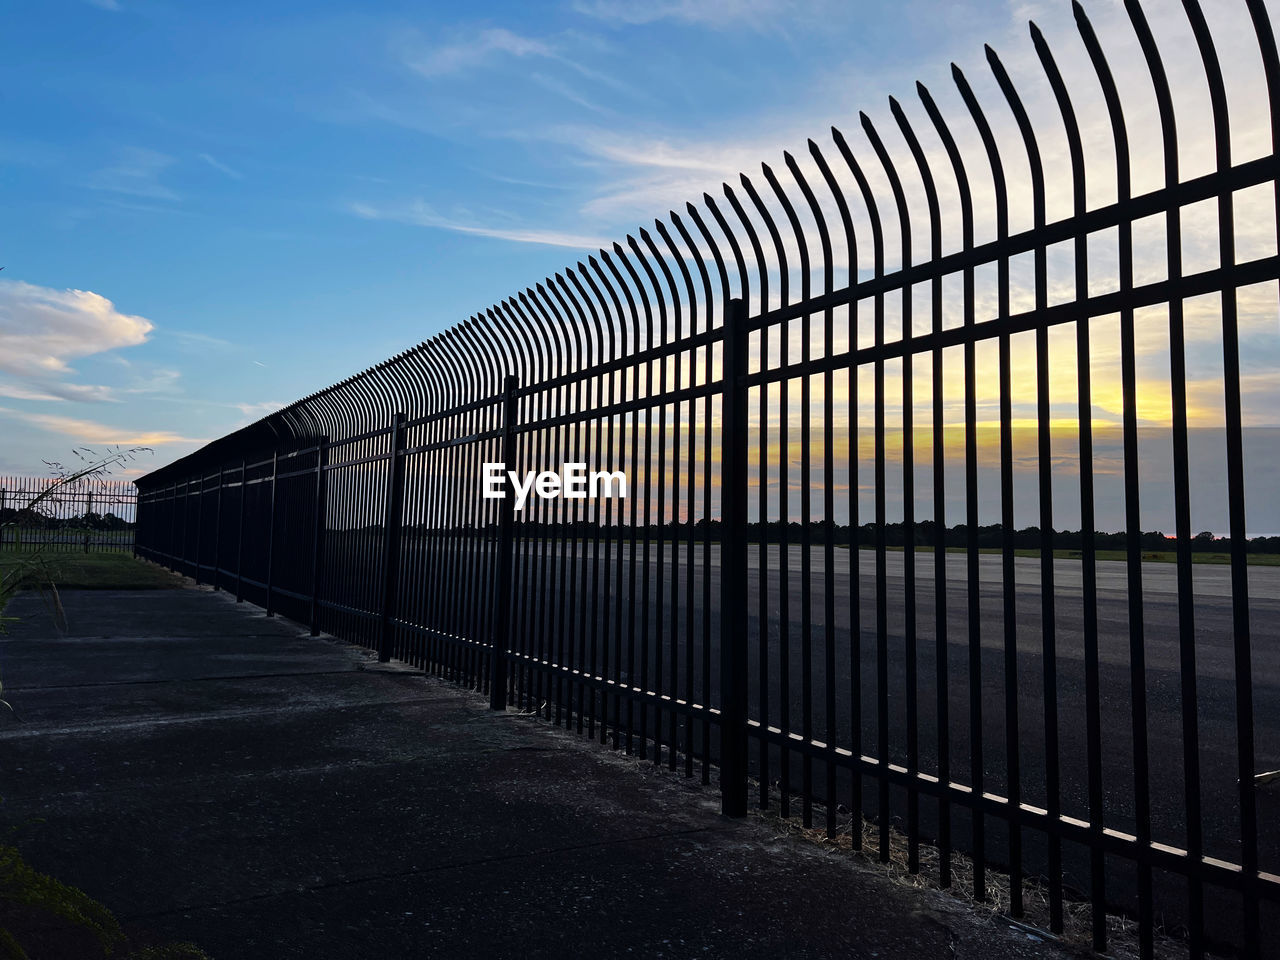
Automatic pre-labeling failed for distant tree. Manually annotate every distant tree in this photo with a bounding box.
[100,513,128,531]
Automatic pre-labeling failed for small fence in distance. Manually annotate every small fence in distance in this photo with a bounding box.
[0,477,137,553]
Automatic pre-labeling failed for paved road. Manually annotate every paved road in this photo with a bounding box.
[0,588,1080,960]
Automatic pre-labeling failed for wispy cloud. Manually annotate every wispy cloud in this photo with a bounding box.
[540,126,781,223]
[0,407,201,446]
[84,0,120,9]
[0,382,117,403]
[169,330,235,350]
[350,200,610,250]
[233,400,285,423]
[529,73,611,114]
[198,152,243,180]
[0,381,120,404]
[572,0,812,29]
[404,27,554,77]
[123,368,182,395]
[0,136,63,168]
[397,24,638,100]
[87,147,178,201]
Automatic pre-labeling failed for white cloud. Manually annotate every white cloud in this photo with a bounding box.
[0,280,153,376]
[0,279,155,404]
[405,27,554,77]
[87,147,178,201]
[350,200,610,250]
[84,0,120,9]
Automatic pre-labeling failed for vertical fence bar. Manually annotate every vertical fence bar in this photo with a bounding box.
[193,477,203,584]
[310,438,329,636]
[162,481,172,563]
[180,479,190,574]
[719,297,749,818]
[490,376,520,710]
[212,465,224,591]
[379,413,407,663]
[265,451,279,617]
[1186,5,1263,944]
[235,458,247,603]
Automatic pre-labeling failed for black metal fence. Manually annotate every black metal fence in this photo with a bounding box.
[135,1,1280,955]
[1,477,137,553]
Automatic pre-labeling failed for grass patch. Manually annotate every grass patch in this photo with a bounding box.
[0,552,183,591]
[0,844,210,959]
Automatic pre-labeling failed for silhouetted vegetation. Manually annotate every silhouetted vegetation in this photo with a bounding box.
[383,518,1279,556]
[0,508,134,532]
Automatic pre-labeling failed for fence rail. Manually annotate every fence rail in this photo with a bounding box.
[136,1,1280,956]
[1,477,137,553]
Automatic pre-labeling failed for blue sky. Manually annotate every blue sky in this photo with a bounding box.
[3,0,1279,533]
[0,0,1030,473]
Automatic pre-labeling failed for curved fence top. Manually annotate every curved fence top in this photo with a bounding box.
[136,0,1280,487]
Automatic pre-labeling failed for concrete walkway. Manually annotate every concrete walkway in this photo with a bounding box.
[0,586,1080,960]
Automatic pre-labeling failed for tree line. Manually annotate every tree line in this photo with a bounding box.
[372,518,1279,554]
[0,508,135,531]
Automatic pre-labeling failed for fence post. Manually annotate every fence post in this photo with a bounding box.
[235,458,247,602]
[379,413,408,663]
[180,480,190,573]
[719,297,750,818]
[84,490,93,554]
[489,375,520,711]
[211,466,224,590]
[310,437,329,637]
[193,477,203,584]
[167,482,176,569]
[265,450,279,617]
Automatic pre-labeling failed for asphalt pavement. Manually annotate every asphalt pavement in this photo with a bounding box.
[0,586,1084,960]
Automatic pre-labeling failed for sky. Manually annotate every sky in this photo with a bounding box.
[3,0,1279,533]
